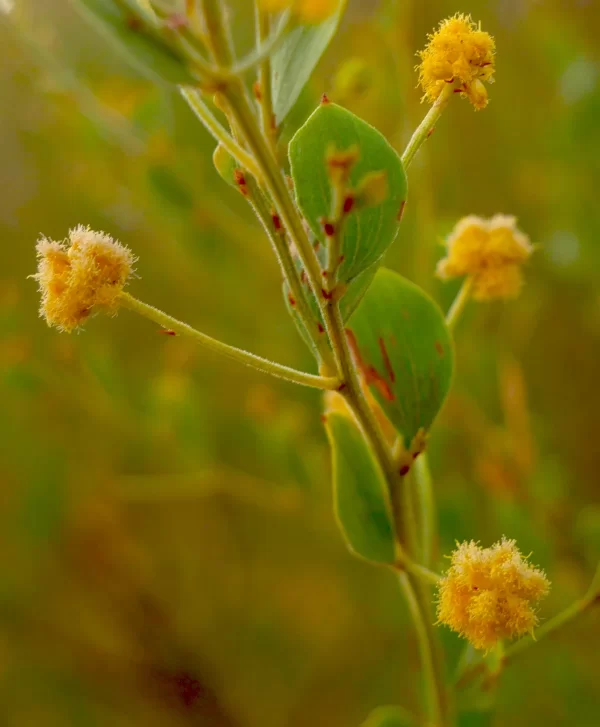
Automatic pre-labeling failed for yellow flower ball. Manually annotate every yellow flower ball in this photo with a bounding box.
[437,538,550,652]
[418,14,496,110]
[437,215,533,300]
[33,226,135,332]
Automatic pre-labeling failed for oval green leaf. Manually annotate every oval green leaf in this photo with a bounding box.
[289,102,407,287]
[72,0,196,86]
[346,268,454,448]
[325,411,396,564]
[271,2,347,124]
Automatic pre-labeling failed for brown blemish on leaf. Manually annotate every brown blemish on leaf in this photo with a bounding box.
[321,93,331,105]
[397,200,406,222]
[378,337,396,383]
[345,329,395,402]
[435,340,444,357]
[399,464,410,476]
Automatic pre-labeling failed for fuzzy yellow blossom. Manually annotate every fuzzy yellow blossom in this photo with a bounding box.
[437,538,550,651]
[437,215,533,300]
[259,0,338,24]
[418,13,495,110]
[33,225,135,332]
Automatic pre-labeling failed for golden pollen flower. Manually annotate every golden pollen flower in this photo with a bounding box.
[33,225,135,332]
[259,0,338,24]
[418,13,495,110]
[437,215,533,300]
[437,538,550,652]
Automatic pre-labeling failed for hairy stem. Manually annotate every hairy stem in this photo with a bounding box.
[119,292,340,390]
[254,3,277,153]
[196,10,449,724]
[248,182,333,365]
[224,87,332,342]
[401,84,453,169]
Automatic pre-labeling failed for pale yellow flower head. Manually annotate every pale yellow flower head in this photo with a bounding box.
[437,215,533,300]
[437,538,550,652]
[418,13,495,110]
[33,225,135,332]
[259,0,338,24]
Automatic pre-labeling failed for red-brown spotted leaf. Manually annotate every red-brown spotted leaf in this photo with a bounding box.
[346,268,453,447]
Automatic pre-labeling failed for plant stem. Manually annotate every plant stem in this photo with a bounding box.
[225,70,450,727]
[248,182,334,366]
[330,303,399,487]
[398,572,446,726]
[253,3,278,156]
[119,292,341,391]
[199,0,235,66]
[401,84,453,169]
[224,87,332,341]
[236,8,291,75]
[180,88,262,181]
[414,454,436,570]
[196,11,448,724]
[446,276,473,332]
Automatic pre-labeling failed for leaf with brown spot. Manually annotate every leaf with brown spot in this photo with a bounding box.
[347,268,454,447]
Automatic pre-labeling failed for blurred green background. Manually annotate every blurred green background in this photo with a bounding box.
[2,0,600,725]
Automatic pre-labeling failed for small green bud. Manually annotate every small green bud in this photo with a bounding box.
[212,143,238,186]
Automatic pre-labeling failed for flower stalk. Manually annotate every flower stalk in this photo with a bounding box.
[446,276,473,331]
[401,82,453,169]
[119,292,341,391]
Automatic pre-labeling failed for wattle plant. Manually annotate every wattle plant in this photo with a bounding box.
[31,2,600,726]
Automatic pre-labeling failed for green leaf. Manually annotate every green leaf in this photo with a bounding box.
[346,268,454,448]
[72,0,196,85]
[325,411,396,564]
[289,102,407,287]
[271,2,346,123]
[362,706,416,727]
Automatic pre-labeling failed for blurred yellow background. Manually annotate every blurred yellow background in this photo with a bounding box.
[1,1,599,725]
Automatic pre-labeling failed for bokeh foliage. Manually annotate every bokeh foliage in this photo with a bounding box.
[2,1,600,725]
